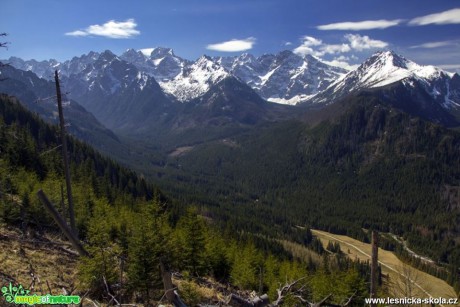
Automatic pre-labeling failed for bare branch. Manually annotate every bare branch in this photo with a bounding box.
[0,32,9,49]
[273,276,308,306]
[102,275,120,306]
[0,32,10,81]
[341,291,357,307]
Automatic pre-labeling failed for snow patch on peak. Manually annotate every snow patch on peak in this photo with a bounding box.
[311,50,460,112]
[153,57,164,66]
[136,71,149,91]
[213,49,346,105]
[267,94,316,105]
[160,57,229,102]
[343,50,450,90]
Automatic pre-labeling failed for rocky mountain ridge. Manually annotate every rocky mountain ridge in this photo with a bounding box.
[3,49,460,128]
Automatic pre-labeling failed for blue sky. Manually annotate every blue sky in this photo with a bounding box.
[1,0,460,72]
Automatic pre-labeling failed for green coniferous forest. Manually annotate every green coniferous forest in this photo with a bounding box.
[1,87,460,304]
[0,94,378,304]
[142,94,460,292]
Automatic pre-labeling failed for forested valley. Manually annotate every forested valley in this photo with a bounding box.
[0,94,382,305]
[1,90,459,305]
[143,93,460,293]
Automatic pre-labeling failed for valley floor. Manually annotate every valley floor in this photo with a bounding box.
[312,229,457,300]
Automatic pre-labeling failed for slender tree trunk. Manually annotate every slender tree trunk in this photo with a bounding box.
[370,231,379,306]
[54,70,77,238]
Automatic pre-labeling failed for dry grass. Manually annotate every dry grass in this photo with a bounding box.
[173,277,232,306]
[168,146,194,157]
[278,239,323,265]
[0,224,78,296]
[311,229,457,299]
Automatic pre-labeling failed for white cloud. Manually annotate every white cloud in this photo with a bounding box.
[206,37,256,52]
[301,36,323,47]
[293,45,316,56]
[294,34,387,57]
[409,8,460,26]
[317,19,402,31]
[345,34,388,51]
[293,36,321,56]
[65,30,88,37]
[293,36,323,56]
[321,43,351,55]
[323,57,359,71]
[410,40,458,49]
[65,19,140,39]
[437,64,460,73]
[293,34,389,70]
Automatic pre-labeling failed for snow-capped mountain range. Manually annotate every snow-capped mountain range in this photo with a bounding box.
[3,48,460,128]
[5,48,347,105]
[216,50,346,105]
[312,51,459,107]
[308,50,460,126]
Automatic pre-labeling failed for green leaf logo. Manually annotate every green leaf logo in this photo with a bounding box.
[1,282,29,303]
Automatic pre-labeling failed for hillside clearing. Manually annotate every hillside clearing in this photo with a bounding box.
[312,229,457,300]
[0,225,78,295]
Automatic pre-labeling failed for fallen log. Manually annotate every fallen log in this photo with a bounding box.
[36,189,89,257]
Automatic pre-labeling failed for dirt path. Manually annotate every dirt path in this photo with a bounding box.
[311,229,457,303]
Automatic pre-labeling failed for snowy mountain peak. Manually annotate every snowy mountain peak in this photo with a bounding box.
[119,47,188,81]
[371,50,406,65]
[262,51,346,104]
[7,47,458,115]
[150,47,175,58]
[238,53,256,62]
[368,50,439,76]
[98,50,118,64]
[276,50,298,61]
[359,50,423,76]
[4,48,347,105]
[159,55,229,102]
[212,50,346,105]
[196,54,214,63]
[344,50,449,91]
[309,50,460,122]
[5,57,60,79]
[67,51,100,67]
[124,48,141,55]
[122,48,146,62]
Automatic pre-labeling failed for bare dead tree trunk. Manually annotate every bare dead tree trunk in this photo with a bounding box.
[159,261,175,303]
[229,294,254,307]
[60,184,66,217]
[229,294,270,307]
[36,189,88,257]
[0,33,10,81]
[54,70,77,238]
[370,231,379,306]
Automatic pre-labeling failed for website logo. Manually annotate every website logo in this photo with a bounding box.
[1,282,81,305]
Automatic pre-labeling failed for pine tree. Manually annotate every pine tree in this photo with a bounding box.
[206,230,231,281]
[127,200,171,300]
[78,200,119,298]
[176,207,207,276]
